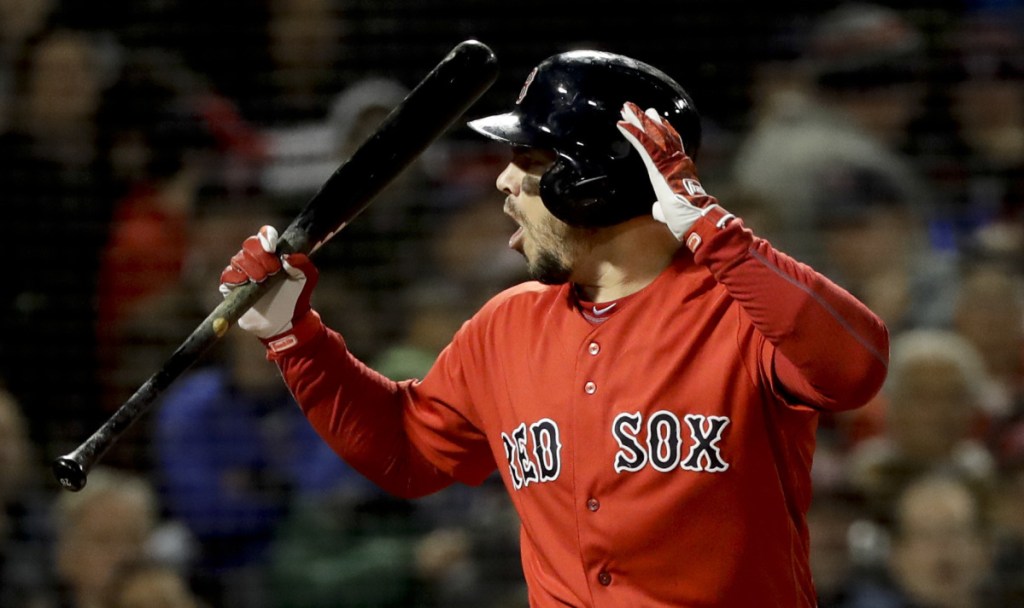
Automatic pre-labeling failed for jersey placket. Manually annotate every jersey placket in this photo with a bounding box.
[570,324,620,603]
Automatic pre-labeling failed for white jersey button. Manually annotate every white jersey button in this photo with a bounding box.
[584,381,597,394]
[586,498,600,512]
[588,342,600,355]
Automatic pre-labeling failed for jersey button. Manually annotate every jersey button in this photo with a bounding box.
[588,342,600,355]
[586,498,600,512]
[598,571,612,586]
[584,381,597,394]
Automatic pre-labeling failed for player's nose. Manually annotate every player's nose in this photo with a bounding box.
[496,162,521,196]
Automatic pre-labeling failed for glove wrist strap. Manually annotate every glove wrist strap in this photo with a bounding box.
[683,204,736,253]
[262,310,323,355]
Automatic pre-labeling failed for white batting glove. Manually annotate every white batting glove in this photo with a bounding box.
[219,225,319,342]
[616,101,730,244]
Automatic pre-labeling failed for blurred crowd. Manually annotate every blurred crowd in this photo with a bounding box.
[1,1,1023,607]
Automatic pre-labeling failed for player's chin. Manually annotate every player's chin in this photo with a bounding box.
[527,250,572,285]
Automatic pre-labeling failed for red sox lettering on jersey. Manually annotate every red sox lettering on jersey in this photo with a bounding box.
[611,411,730,474]
[502,418,562,488]
[503,411,729,488]
[274,215,888,608]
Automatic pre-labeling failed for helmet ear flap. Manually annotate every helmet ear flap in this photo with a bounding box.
[540,155,613,227]
[540,153,654,227]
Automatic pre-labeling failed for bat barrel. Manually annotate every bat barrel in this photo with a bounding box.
[281,39,499,255]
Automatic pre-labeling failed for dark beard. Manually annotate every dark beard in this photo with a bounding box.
[528,249,573,285]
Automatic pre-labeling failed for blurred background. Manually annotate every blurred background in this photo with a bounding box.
[1,0,1024,606]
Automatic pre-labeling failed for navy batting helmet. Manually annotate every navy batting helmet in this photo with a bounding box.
[468,50,701,227]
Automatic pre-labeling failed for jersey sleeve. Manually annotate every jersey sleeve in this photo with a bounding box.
[269,311,496,499]
[688,208,890,411]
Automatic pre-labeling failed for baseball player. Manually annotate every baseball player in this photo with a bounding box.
[220,51,889,607]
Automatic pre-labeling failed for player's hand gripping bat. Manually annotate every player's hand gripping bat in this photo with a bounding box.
[53,39,499,491]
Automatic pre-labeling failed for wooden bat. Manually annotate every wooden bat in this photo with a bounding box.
[53,39,499,491]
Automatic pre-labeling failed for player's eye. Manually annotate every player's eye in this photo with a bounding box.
[511,147,556,173]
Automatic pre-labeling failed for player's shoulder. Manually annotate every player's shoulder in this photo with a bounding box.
[462,281,564,332]
[480,281,560,312]
[440,282,559,364]
[449,281,561,353]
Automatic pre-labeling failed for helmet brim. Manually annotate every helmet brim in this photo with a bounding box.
[467,112,551,148]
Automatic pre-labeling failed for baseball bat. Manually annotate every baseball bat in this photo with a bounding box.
[53,39,499,491]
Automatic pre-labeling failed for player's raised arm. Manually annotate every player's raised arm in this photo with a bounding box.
[618,101,889,411]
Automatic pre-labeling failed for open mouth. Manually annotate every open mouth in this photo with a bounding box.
[509,225,525,252]
[504,197,525,252]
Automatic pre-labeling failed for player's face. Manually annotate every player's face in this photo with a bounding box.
[497,148,591,285]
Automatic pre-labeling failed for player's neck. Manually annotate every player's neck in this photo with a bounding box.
[572,219,682,302]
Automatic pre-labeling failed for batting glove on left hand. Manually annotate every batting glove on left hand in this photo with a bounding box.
[616,102,732,247]
[219,225,319,349]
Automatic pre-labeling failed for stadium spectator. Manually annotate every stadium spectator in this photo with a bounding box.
[811,163,959,333]
[953,263,1024,422]
[807,487,891,608]
[985,424,1024,606]
[0,0,55,132]
[0,26,121,446]
[259,76,408,204]
[153,325,360,607]
[430,188,531,311]
[886,473,996,608]
[731,3,937,269]
[253,0,348,125]
[94,52,222,416]
[847,329,996,523]
[102,559,203,608]
[0,387,57,608]
[944,10,1024,258]
[801,2,930,154]
[53,468,161,608]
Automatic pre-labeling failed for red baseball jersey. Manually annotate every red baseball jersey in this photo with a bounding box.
[272,213,889,607]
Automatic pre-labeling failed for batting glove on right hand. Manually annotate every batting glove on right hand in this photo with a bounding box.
[220,225,319,350]
[616,102,733,250]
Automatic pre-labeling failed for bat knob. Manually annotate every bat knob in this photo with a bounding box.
[52,456,87,492]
